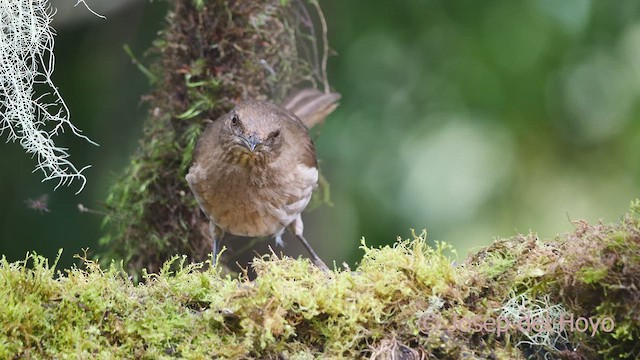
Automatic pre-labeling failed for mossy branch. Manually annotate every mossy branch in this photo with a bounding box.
[3,203,640,359]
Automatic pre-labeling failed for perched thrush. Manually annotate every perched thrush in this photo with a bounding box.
[186,89,340,269]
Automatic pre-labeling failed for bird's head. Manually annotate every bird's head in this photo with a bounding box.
[222,100,287,166]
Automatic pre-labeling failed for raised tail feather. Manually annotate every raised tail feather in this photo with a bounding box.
[282,88,341,129]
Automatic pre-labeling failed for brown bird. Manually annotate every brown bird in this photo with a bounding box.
[186,89,340,269]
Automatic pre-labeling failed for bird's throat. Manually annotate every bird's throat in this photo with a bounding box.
[228,147,263,168]
[237,151,254,167]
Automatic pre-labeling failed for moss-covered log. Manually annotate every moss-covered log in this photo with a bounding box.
[3,202,640,359]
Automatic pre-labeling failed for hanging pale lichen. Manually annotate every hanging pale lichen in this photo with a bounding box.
[0,0,98,193]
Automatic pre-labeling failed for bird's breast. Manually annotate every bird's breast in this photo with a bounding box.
[189,159,318,238]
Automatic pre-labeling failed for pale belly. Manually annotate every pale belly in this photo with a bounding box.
[210,191,307,237]
[187,162,317,238]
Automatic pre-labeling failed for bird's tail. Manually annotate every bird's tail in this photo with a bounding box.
[281,88,341,129]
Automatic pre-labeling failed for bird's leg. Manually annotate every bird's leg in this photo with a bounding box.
[209,222,224,265]
[289,215,329,271]
[186,174,225,263]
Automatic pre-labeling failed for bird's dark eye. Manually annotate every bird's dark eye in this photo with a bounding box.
[269,130,280,139]
[230,113,243,133]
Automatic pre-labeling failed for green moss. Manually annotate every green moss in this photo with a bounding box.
[1,234,466,358]
[6,203,640,358]
[577,266,609,284]
[478,248,517,280]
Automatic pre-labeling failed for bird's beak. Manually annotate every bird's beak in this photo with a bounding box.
[240,134,261,152]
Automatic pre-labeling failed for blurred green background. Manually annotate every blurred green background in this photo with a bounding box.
[1,0,639,270]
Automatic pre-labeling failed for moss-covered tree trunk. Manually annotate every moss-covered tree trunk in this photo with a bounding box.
[101,0,325,273]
